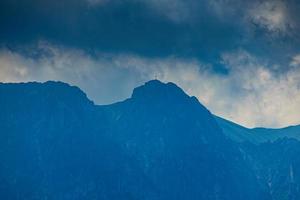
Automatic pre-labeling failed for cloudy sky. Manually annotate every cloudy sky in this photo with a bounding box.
[1,0,300,128]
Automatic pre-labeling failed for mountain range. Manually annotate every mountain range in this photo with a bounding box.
[0,80,299,200]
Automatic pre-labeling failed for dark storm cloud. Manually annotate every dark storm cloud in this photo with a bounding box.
[0,0,244,62]
[1,0,300,68]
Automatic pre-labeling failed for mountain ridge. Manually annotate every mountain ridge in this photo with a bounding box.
[0,79,299,200]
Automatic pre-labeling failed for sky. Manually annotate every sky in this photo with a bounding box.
[0,0,300,128]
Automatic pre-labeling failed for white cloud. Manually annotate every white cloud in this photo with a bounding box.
[218,50,300,128]
[1,42,300,128]
[290,54,300,67]
[0,42,152,104]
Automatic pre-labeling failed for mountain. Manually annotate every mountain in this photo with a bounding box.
[0,81,154,200]
[0,80,269,200]
[101,80,268,200]
[215,116,300,144]
[215,116,300,200]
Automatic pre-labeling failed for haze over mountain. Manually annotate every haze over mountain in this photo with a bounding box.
[0,80,299,200]
[216,116,300,144]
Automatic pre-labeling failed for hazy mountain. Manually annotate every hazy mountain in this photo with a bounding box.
[215,116,300,144]
[0,80,269,200]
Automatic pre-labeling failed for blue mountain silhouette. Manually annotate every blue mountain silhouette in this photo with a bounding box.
[0,80,298,200]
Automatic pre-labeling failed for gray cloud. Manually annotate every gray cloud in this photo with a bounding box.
[86,0,110,6]
[141,0,193,23]
[85,0,198,23]
[1,42,300,128]
[247,0,293,36]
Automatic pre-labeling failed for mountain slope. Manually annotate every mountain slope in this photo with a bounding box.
[215,116,300,144]
[101,80,268,200]
[242,138,300,200]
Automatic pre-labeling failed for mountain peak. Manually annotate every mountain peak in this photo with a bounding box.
[0,81,93,107]
[131,79,190,102]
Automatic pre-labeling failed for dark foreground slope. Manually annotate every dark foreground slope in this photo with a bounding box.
[242,139,300,200]
[0,80,268,200]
